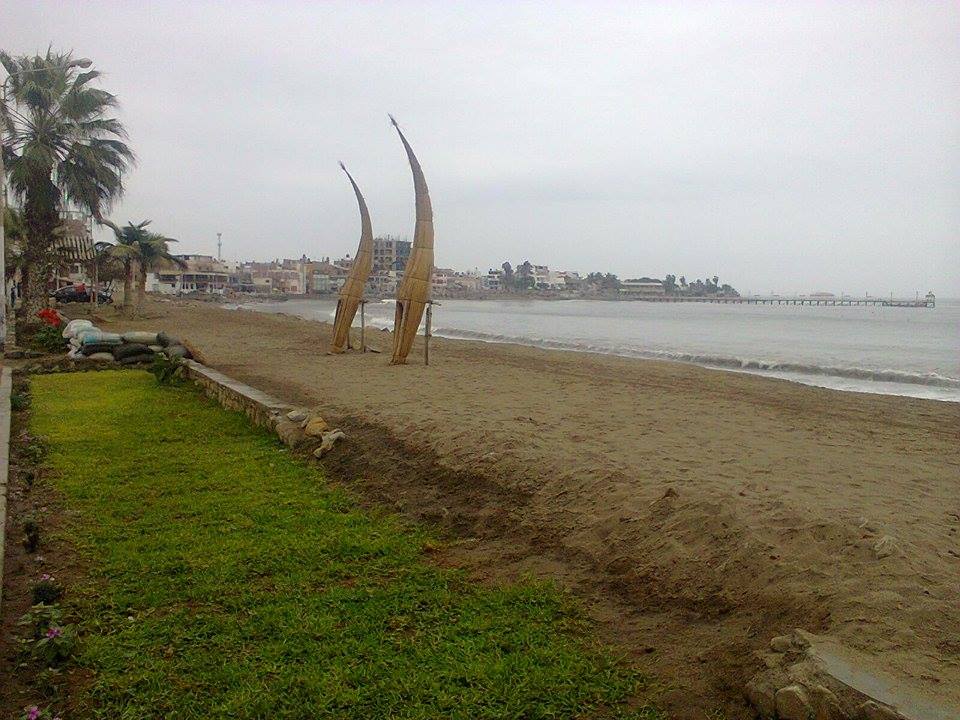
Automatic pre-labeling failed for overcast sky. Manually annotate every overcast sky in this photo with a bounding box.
[3,1,958,295]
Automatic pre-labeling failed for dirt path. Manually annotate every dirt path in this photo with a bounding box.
[98,299,960,717]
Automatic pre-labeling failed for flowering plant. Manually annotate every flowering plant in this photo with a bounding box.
[20,705,60,720]
[16,605,77,666]
[31,575,64,605]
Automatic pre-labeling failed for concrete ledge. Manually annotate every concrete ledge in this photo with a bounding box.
[182,360,297,433]
[0,367,13,617]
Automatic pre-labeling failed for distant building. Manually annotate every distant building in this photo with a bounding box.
[157,255,230,294]
[484,269,503,291]
[372,236,411,273]
[52,211,95,288]
[619,278,665,297]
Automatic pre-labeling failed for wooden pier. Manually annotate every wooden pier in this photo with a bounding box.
[620,295,935,308]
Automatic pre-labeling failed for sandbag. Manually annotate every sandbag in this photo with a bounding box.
[157,331,181,348]
[80,330,121,346]
[113,343,152,360]
[122,331,159,345]
[62,319,93,339]
[164,344,191,359]
[85,352,115,362]
[81,342,120,356]
[148,345,163,353]
[76,328,103,344]
[118,353,155,365]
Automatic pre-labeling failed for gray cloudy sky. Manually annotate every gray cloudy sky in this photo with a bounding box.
[4,1,958,295]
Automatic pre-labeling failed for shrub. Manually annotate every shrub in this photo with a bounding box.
[150,353,183,386]
[17,605,77,667]
[31,575,64,605]
[25,324,65,354]
[34,666,64,700]
[22,517,40,552]
[17,604,64,641]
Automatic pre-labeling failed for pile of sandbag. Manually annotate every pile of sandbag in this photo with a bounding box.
[62,320,193,365]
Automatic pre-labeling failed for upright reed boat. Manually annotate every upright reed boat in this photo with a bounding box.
[389,115,434,365]
[329,163,373,353]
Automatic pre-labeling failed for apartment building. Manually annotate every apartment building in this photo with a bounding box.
[372,236,411,273]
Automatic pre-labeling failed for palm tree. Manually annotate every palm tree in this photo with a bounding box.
[0,49,133,332]
[103,220,182,315]
[135,231,184,310]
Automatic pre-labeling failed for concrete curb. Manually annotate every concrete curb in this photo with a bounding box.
[0,367,13,617]
[181,360,297,433]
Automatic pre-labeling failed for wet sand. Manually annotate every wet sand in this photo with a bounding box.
[103,298,960,716]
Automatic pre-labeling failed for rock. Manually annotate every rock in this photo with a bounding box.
[303,416,329,437]
[810,685,846,720]
[775,684,812,720]
[122,331,159,345]
[770,635,796,653]
[286,409,309,423]
[314,429,345,458]
[275,419,305,448]
[164,345,189,359]
[745,674,778,718]
[873,535,898,559]
[859,700,904,720]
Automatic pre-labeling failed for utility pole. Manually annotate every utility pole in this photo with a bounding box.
[217,232,222,261]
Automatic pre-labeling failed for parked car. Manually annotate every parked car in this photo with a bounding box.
[50,285,113,304]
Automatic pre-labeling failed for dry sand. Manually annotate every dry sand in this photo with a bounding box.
[102,299,959,717]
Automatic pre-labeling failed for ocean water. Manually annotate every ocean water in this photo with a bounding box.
[232,297,960,402]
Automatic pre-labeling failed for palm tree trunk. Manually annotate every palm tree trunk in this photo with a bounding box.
[122,260,134,316]
[136,262,146,315]
[16,184,60,335]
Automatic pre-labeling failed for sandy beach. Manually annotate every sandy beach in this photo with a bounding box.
[101,298,959,716]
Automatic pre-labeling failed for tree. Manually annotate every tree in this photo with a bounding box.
[1,50,133,332]
[501,261,514,290]
[103,220,182,315]
[663,274,677,294]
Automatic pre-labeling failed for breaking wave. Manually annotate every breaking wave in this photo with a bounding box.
[429,327,960,390]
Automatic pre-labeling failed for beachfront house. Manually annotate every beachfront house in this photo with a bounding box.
[619,278,665,297]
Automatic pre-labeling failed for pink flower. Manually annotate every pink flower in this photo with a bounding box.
[40,574,53,582]
[27,707,40,720]
[46,626,62,638]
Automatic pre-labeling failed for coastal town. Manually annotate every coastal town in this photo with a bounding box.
[41,227,741,302]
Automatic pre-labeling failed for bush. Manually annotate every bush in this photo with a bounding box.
[22,517,40,552]
[25,324,65,354]
[150,353,183,385]
[17,604,77,667]
[31,575,64,605]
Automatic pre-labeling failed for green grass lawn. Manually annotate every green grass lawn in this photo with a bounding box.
[30,371,658,719]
